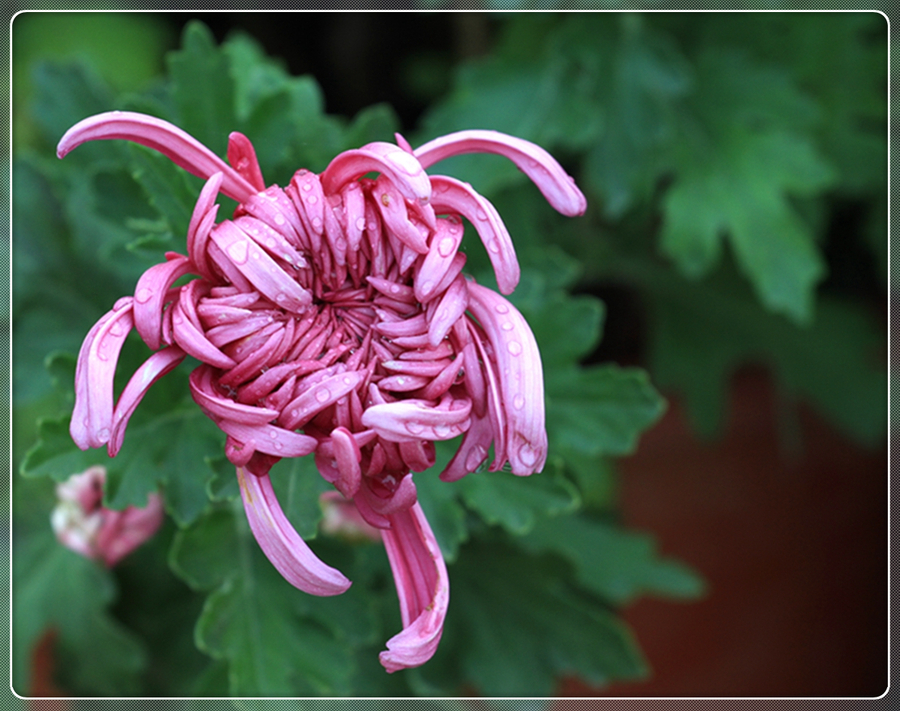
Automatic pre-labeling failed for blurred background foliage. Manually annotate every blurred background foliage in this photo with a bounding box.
[11,10,886,699]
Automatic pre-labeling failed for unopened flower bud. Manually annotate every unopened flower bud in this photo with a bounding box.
[51,466,164,567]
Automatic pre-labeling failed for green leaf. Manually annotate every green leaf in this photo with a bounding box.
[109,406,225,527]
[23,403,225,529]
[520,514,706,605]
[12,532,146,696]
[169,507,241,592]
[196,571,354,696]
[439,538,647,696]
[20,415,107,482]
[167,21,236,155]
[458,463,579,535]
[546,364,666,458]
[187,511,363,696]
[660,49,836,324]
[29,60,115,149]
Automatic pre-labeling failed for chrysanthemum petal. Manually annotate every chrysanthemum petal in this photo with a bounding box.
[414,129,586,217]
[71,299,135,450]
[321,142,432,205]
[466,283,547,475]
[109,346,186,456]
[238,467,351,596]
[379,502,449,672]
[57,111,258,204]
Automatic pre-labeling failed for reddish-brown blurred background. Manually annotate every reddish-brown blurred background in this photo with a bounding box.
[559,367,887,698]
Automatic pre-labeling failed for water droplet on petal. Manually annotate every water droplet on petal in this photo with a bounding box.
[513,394,526,410]
[274,213,286,226]
[438,236,455,257]
[507,341,523,356]
[518,442,538,467]
[135,287,153,303]
[488,239,501,254]
[495,303,509,314]
[315,387,330,403]
[475,209,489,222]
[269,430,278,439]
[228,240,249,264]
[434,424,451,438]
[501,321,514,332]
[97,428,110,442]
[307,195,318,205]
[406,422,424,435]
[302,182,312,192]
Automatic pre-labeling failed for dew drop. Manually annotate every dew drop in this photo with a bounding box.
[475,209,489,222]
[307,195,318,205]
[420,280,434,295]
[434,424,451,438]
[135,287,153,304]
[513,393,526,410]
[97,428,110,442]
[274,213,286,226]
[488,239,501,254]
[315,387,331,403]
[518,443,538,467]
[312,218,322,230]
[406,422,425,435]
[501,321,514,332]
[507,341,523,356]
[228,240,249,264]
[269,430,278,439]
[438,236,455,257]
[301,182,312,192]
[494,303,510,314]
[274,442,284,451]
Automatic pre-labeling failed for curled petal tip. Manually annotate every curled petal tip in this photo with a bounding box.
[238,467,351,596]
[414,129,587,217]
[57,110,258,204]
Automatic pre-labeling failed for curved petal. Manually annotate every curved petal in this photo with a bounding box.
[109,346,186,456]
[189,365,279,425]
[71,298,134,450]
[361,395,471,443]
[379,502,449,672]
[414,129,587,217]
[321,141,432,205]
[466,283,547,475]
[57,111,258,204]
[227,131,265,192]
[238,467,351,596]
[209,220,313,314]
[429,175,520,294]
[133,253,193,351]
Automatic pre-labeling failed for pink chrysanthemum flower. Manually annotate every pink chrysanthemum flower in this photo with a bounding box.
[58,110,585,671]
[51,465,164,567]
